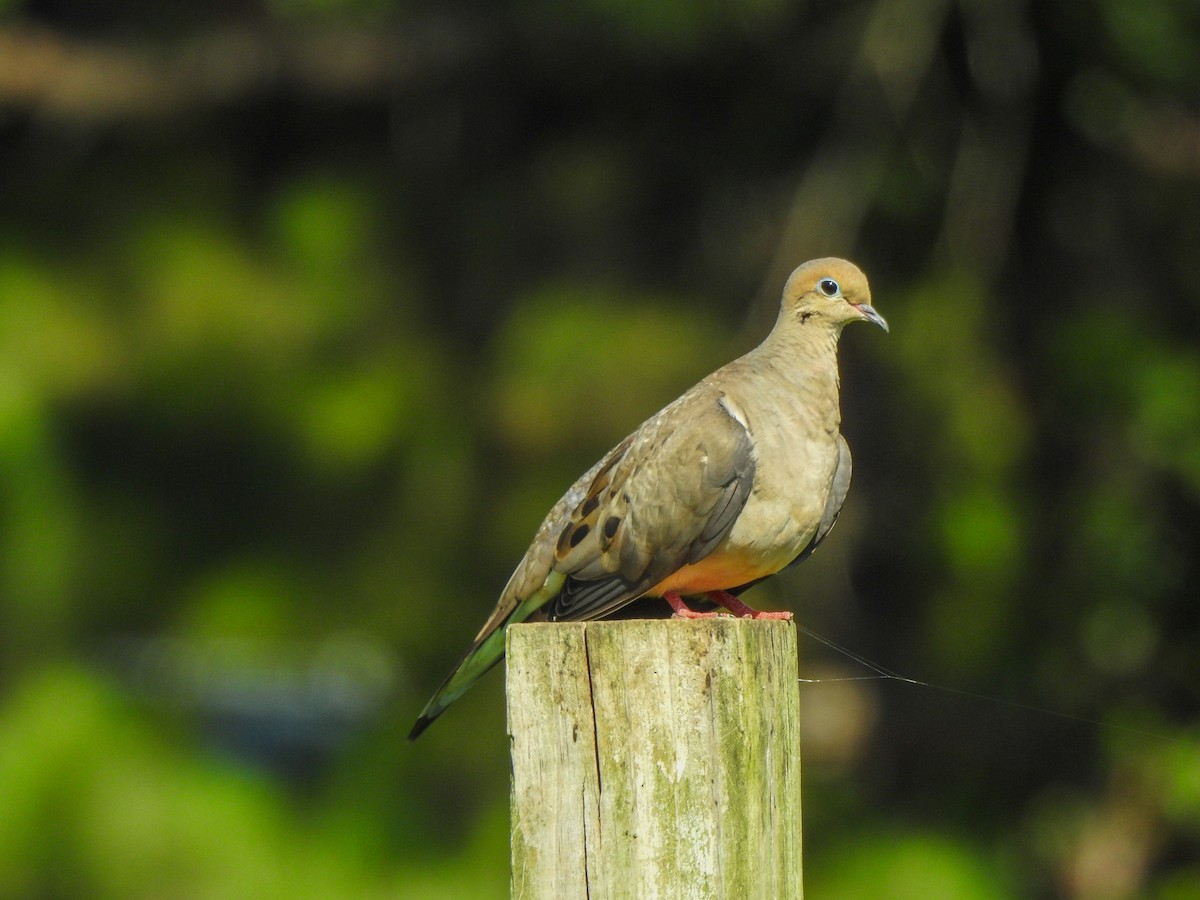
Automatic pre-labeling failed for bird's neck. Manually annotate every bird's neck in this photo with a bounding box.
[749,322,844,420]
[764,319,842,379]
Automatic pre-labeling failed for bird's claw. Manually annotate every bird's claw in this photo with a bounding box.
[664,589,792,620]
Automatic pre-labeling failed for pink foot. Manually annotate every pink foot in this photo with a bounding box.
[707,590,793,620]
[663,590,724,619]
[663,589,792,620]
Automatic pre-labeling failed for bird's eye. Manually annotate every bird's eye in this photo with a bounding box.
[818,278,839,297]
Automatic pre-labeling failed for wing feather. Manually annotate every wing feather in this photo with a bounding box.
[545,391,755,620]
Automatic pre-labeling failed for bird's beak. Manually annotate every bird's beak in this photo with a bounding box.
[852,304,889,332]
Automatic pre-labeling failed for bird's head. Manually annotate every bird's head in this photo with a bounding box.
[781,257,888,333]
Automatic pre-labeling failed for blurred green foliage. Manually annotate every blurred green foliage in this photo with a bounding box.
[0,0,1198,896]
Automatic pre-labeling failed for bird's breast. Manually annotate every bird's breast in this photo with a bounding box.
[651,392,841,597]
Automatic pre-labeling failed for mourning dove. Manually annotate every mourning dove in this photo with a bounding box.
[409,258,887,739]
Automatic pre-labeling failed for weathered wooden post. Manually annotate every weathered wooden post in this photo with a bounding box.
[507,618,802,899]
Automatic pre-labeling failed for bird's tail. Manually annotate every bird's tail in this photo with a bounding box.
[407,626,509,740]
[407,571,567,740]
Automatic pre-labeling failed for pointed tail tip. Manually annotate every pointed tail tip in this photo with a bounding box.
[407,714,435,742]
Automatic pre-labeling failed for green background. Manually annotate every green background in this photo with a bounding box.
[0,0,1198,896]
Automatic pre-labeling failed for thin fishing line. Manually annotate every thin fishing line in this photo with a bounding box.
[794,623,912,682]
[794,623,1194,748]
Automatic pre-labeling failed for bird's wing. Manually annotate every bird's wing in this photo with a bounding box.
[406,390,755,739]
[545,391,756,620]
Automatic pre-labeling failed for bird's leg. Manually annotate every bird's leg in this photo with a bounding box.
[706,590,793,620]
[663,590,724,619]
